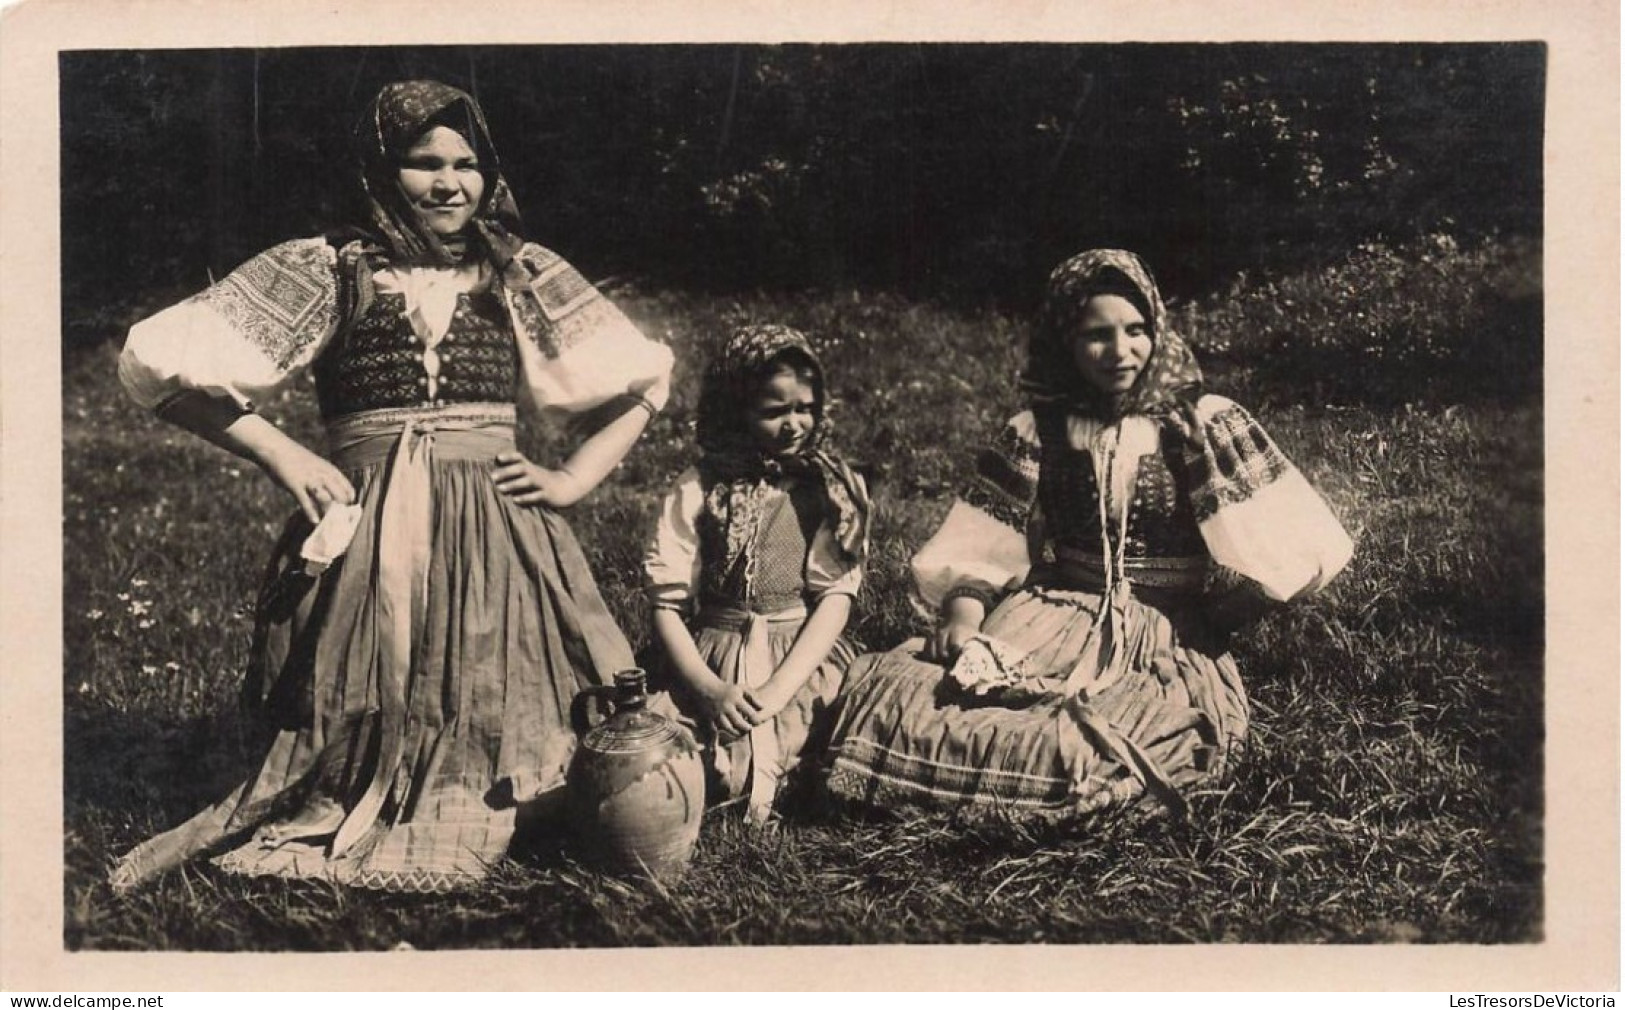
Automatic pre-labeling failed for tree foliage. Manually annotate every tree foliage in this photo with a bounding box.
[60,43,1543,345]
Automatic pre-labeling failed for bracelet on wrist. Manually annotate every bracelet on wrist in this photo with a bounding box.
[941,585,995,615]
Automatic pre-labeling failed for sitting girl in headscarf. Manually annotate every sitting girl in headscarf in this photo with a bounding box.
[643,325,870,822]
[825,249,1353,821]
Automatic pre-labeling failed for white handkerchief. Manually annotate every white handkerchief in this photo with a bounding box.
[946,633,1033,695]
[300,503,363,575]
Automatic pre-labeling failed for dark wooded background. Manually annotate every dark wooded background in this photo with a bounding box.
[60,43,1543,345]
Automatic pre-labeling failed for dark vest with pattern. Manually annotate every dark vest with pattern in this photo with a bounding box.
[1031,409,1207,561]
[312,289,517,419]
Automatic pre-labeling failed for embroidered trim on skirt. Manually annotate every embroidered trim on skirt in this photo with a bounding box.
[109,404,636,892]
[824,580,1249,819]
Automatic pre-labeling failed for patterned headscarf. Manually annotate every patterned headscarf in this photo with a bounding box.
[332,79,624,360]
[695,324,870,564]
[1021,249,1204,422]
[350,80,526,268]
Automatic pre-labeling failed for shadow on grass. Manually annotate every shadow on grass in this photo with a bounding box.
[65,698,265,838]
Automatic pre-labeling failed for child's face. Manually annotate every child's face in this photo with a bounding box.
[747,364,818,458]
[1069,294,1153,395]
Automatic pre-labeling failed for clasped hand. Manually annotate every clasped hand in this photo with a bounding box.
[698,679,794,741]
[699,683,762,740]
[491,451,587,509]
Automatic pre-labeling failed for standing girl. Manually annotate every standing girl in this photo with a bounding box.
[643,325,870,822]
[110,80,672,891]
[826,250,1352,820]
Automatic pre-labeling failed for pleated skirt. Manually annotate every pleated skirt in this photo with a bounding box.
[824,581,1250,820]
[110,406,635,892]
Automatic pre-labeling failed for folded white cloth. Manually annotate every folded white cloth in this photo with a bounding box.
[300,503,363,576]
[946,634,1034,695]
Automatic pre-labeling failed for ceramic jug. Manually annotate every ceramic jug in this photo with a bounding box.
[567,669,705,879]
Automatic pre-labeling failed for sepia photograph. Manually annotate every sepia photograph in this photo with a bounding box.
[2,0,1617,994]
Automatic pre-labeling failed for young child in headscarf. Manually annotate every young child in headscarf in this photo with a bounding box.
[825,249,1353,821]
[643,324,870,822]
[111,80,672,891]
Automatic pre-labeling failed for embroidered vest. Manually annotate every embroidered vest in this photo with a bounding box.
[1032,411,1207,561]
[312,290,517,419]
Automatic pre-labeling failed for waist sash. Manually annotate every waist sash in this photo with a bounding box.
[1049,545,1210,593]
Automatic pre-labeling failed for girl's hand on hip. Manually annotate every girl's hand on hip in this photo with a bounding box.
[699,682,763,740]
[491,451,586,508]
[260,442,356,525]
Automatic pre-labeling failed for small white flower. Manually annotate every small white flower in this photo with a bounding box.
[85,609,104,621]
[138,619,155,630]
[131,578,149,588]
[165,661,181,672]
[129,601,151,616]
[141,664,158,675]
[116,593,130,602]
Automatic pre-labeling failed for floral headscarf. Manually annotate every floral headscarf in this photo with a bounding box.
[332,80,624,361]
[695,324,870,565]
[1021,249,1204,422]
[350,80,525,268]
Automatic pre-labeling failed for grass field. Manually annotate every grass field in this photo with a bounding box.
[62,236,1543,948]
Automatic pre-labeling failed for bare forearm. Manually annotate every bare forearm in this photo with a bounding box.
[652,605,764,736]
[651,607,723,697]
[923,593,985,662]
[494,401,653,509]
[942,594,987,629]
[156,390,352,523]
[158,391,294,466]
[560,401,653,498]
[764,594,852,699]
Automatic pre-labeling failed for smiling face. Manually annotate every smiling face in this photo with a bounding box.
[1069,293,1154,396]
[396,125,485,237]
[746,363,819,458]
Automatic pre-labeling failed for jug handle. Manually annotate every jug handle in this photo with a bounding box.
[570,684,621,737]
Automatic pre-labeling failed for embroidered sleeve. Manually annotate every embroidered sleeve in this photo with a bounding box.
[911,412,1040,613]
[960,411,1042,531]
[642,467,706,611]
[1186,395,1354,601]
[507,243,674,424]
[118,238,341,411]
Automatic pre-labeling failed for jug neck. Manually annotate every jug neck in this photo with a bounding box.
[613,669,648,712]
